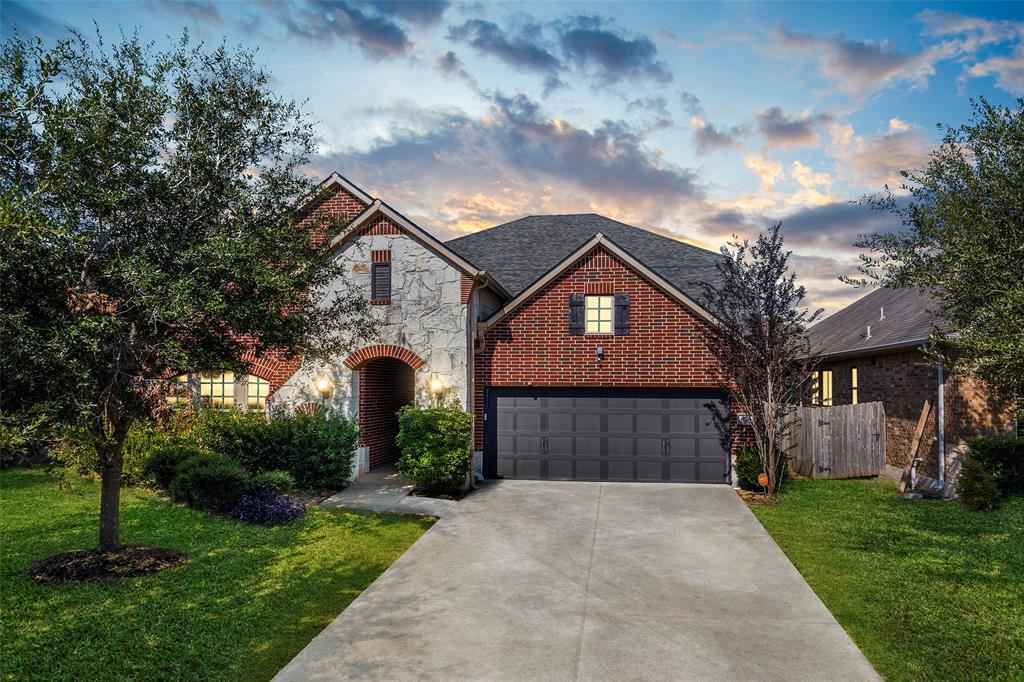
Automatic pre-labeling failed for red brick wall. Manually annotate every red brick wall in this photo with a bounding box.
[358,358,415,469]
[473,246,730,450]
[242,348,302,396]
[819,350,1015,476]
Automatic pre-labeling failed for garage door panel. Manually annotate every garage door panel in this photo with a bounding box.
[575,460,601,480]
[607,412,633,433]
[549,436,573,456]
[576,412,602,432]
[636,413,663,433]
[608,460,634,481]
[636,437,662,457]
[607,437,634,457]
[488,389,729,484]
[669,437,696,458]
[548,459,573,479]
[637,460,664,481]
[515,458,542,479]
[548,411,573,432]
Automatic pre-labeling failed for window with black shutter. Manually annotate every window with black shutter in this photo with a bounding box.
[614,293,630,335]
[371,262,391,303]
[569,294,585,335]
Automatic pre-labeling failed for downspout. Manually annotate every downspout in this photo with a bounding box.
[937,360,946,488]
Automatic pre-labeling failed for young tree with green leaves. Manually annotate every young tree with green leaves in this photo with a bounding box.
[0,32,378,551]
[699,224,821,498]
[850,97,1024,403]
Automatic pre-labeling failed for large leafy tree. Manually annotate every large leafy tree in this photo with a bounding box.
[0,32,377,550]
[699,224,821,498]
[850,97,1024,402]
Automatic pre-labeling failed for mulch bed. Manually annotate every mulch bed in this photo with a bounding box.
[407,488,466,501]
[735,488,778,506]
[29,546,188,585]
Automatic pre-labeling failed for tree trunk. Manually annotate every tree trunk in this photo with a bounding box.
[98,442,123,551]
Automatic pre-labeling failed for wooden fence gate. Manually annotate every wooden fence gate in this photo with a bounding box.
[783,402,886,479]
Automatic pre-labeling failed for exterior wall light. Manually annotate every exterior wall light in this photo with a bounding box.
[429,374,445,396]
[596,346,605,361]
[315,375,333,408]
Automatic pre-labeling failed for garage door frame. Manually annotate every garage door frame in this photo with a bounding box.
[483,386,731,483]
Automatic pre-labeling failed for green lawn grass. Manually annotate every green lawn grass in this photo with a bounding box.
[1,468,432,681]
[750,478,1024,681]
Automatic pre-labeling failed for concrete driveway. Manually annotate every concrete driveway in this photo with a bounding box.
[275,481,878,682]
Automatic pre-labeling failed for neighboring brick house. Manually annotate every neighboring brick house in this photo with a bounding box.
[254,173,741,484]
[805,287,1018,483]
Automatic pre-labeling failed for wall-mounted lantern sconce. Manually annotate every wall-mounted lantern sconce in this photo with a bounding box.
[315,375,333,409]
[596,346,605,361]
[429,374,446,404]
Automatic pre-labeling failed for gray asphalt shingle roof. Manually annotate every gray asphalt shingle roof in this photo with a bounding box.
[445,214,725,303]
[806,287,947,358]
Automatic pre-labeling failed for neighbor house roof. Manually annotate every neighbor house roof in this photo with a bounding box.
[806,287,947,359]
[445,214,724,304]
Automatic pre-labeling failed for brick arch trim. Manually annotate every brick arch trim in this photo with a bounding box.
[241,349,302,397]
[344,344,425,370]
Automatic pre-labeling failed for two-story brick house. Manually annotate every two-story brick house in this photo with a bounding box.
[188,173,740,484]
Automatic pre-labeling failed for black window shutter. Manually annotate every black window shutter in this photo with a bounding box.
[614,293,630,335]
[569,294,585,335]
[372,262,391,300]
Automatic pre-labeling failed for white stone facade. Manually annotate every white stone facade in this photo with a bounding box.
[273,230,471,416]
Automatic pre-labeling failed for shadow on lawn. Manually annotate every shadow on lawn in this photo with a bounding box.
[3,479,432,681]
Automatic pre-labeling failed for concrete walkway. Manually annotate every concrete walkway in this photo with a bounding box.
[320,467,459,517]
[278,480,879,682]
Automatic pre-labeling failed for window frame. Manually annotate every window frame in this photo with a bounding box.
[168,372,270,411]
[584,295,614,334]
[851,367,859,405]
[821,369,833,407]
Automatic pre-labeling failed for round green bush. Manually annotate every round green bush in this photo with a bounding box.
[396,401,473,494]
[170,453,250,514]
[958,457,1003,512]
[248,469,295,495]
[144,445,205,490]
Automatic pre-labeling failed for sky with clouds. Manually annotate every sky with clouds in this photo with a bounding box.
[5,1,1023,314]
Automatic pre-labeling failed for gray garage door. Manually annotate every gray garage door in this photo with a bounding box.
[487,389,730,483]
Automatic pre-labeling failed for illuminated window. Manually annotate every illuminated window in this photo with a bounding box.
[247,375,270,410]
[166,374,191,405]
[821,370,833,406]
[851,367,859,405]
[811,373,820,406]
[200,371,235,408]
[585,295,613,334]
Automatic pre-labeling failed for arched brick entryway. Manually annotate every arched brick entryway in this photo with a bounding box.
[346,346,422,470]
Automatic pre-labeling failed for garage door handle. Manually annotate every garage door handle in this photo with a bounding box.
[662,438,668,455]
[542,437,548,454]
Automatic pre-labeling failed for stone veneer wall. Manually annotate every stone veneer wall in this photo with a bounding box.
[273,214,471,425]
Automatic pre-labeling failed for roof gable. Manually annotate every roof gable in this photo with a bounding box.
[480,233,717,331]
[446,213,724,304]
[807,287,946,358]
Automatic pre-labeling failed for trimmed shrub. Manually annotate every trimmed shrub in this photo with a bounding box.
[170,453,250,514]
[396,401,473,494]
[248,469,294,496]
[190,406,357,489]
[264,408,359,488]
[965,437,1024,495]
[734,445,787,492]
[231,490,307,526]
[144,445,205,489]
[958,457,1003,511]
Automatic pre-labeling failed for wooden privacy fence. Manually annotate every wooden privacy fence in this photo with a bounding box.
[783,402,886,479]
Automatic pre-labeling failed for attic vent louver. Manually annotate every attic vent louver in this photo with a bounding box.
[880,306,885,320]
